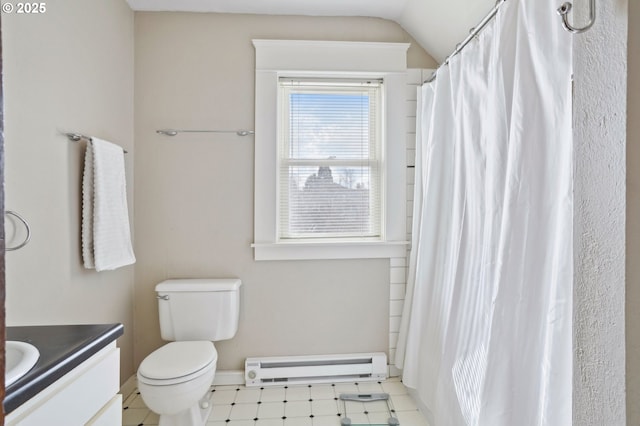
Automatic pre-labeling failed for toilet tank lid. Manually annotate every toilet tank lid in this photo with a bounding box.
[156,278,242,292]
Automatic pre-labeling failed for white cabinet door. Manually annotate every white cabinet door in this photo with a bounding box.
[86,394,122,426]
[6,344,120,426]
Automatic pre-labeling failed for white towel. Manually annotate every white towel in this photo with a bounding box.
[82,138,136,271]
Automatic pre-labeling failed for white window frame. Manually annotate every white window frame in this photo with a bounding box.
[252,40,409,261]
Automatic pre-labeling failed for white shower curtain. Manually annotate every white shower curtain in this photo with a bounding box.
[395,0,573,425]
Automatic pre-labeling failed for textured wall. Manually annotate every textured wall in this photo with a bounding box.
[1,1,136,381]
[626,0,639,423]
[573,0,628,423]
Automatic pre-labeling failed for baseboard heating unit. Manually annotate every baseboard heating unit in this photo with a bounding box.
[245,353,387,387]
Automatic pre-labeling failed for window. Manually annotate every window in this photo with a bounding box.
[252,40,409,260]
[278,79,383,240]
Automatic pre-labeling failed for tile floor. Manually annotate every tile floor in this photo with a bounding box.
[122,377,430,426]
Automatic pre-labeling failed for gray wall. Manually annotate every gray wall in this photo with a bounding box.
[2,1,136,380]
[133,12,436,370]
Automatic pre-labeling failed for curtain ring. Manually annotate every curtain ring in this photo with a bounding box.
[5,210,31,251]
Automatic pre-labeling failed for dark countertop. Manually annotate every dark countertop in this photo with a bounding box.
[4,323,124,415]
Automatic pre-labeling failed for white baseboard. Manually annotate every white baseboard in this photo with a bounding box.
[213,370,245,386]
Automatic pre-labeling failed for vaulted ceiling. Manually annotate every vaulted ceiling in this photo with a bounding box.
[125,0,497,63]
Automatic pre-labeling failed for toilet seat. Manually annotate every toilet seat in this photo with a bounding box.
[138,341,217,386]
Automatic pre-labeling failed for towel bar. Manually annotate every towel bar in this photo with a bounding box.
[64,132,128,154]
[156,129,254,137]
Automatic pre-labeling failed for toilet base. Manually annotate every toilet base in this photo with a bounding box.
[158,392,213,426]
[138,357,216,426]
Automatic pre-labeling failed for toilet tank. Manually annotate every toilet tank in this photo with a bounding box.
[156,278,242,342]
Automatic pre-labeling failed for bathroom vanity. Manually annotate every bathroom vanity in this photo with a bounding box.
[4,324,124,425]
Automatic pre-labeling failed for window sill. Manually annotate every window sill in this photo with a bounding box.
[251,240,409,261]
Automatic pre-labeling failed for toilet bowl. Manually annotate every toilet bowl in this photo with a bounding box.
[136,279,241,426]
[137,341,217,426]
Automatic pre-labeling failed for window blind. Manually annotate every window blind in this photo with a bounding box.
[278,78,383,240]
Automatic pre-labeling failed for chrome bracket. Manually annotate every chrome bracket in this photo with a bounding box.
[5,210,31,251]
[557,0,596,34]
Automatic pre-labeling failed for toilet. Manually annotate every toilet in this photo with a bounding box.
[137,278,242,426]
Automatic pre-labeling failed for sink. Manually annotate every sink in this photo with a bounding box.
[6,341,40,387]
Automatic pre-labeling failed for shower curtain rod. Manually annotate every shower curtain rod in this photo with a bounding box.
[423,0,596,84]
[424,0,506,84]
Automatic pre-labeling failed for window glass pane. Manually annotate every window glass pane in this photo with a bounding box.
[289,91,374,160]
[278,80,382,240]
[281,165,380,238]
